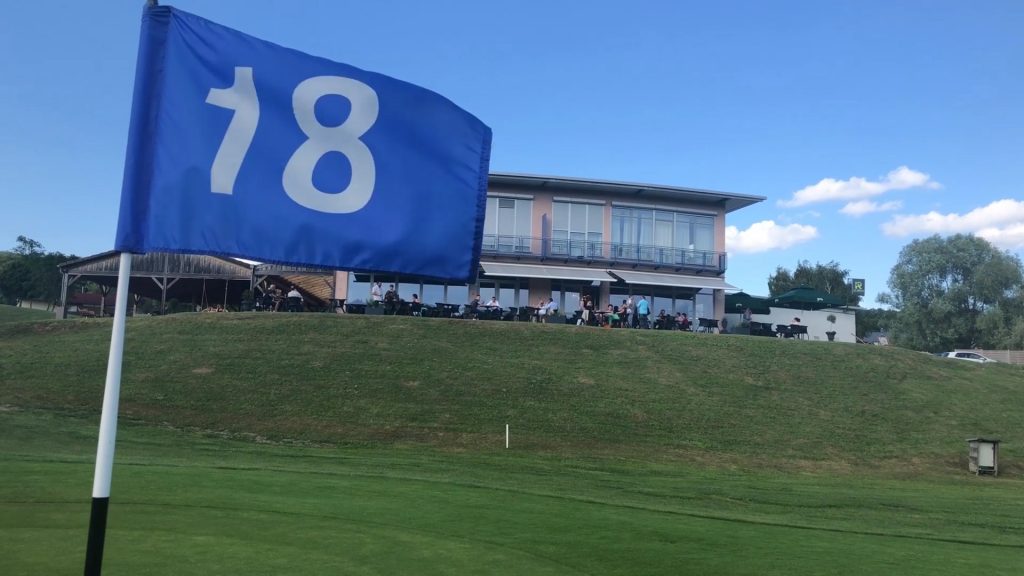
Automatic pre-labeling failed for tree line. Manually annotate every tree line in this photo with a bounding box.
[3,233,1022,351]
[769,234,1024,351]
[0,236,76,308]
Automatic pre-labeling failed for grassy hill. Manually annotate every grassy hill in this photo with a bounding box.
[0,303,53,324]
[4,312,1024,574]
[2,312,1020,476]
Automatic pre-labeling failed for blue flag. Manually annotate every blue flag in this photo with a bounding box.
[115,5,491,283]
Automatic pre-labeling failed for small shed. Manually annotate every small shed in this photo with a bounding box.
[966,438,1000,476]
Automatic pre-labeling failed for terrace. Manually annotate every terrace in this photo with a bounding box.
[481,234,727,274]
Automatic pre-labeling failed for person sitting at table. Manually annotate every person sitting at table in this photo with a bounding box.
[654,309,668,330]
[409,294,422,316]
[545,298,558,319]
[605,304,620,328]
[486,296,500,309]
[534,297,547,323]
[678,312,691,331]
[788,317,804,339]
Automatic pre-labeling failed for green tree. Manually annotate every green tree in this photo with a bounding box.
[767,260,861,306]
[879,234,1024,351]
[855,308,899,338]
[12,235,43,256]
[0,237,75,306]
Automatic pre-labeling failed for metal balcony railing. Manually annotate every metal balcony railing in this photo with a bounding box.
[480,235,727,273]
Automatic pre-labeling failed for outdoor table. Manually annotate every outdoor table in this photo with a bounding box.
[697,318,719,333]
[435,303,461,318]
[480,306,503,320]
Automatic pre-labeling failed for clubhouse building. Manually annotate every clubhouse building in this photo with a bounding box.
[336,173,764,319]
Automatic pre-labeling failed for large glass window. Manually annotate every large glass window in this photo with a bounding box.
[552,202,604,258]
[483,197,532,253]
[612,207,715,265]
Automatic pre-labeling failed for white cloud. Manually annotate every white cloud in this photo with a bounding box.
[881,199,1024,249]
[840,200,902,217]
[779,166,940,208]
[725,220,819,254]
[977,224,1024,250]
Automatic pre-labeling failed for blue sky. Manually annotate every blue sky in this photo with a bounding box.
[1,1,1022,304]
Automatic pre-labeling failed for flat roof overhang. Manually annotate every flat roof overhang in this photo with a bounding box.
[488,172,765,214]
[481,262,612,282]
[608,269,737,291]
[482,261,737,291]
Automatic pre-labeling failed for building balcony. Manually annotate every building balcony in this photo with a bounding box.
[481,235,727,275]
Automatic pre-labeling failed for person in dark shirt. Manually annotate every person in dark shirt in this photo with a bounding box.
[383,284,398,314]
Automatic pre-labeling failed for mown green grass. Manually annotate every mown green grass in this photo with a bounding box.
[1,313,1021,473]
[2,313,1023,574]
[3,409,1024,575]
[0,303,53,324]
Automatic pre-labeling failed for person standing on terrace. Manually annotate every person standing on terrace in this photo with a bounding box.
[384,284,398,314]
[370,281,383,306]
[636,295,650,328]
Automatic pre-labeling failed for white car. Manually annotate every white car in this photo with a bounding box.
[941,351,998,363]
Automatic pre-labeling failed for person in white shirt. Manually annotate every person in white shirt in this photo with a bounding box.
[545,298,558,316]
[286,286,302,312]
[370,282,383,304]
[535,297,547,322]
[486,296,501,308]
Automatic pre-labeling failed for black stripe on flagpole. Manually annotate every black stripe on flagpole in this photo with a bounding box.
[84,497,110,576]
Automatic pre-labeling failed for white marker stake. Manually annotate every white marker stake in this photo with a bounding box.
[505,424,509,449]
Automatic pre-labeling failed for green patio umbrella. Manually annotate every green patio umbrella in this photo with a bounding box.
[725,291,772,315]
[771,285,844,310]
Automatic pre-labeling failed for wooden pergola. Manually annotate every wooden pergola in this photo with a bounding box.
[57,252,337,317]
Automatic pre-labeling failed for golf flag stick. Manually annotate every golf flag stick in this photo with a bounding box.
[84,252,133,576]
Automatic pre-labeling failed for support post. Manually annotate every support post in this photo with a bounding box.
[59,272,69,320]
[84,252,133,576]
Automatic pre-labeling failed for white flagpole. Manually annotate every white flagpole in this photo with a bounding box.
[84,251,133,576]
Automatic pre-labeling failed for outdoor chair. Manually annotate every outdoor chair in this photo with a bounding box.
[287,297,303,312]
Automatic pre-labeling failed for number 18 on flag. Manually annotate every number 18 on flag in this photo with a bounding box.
[116,4,492,283]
